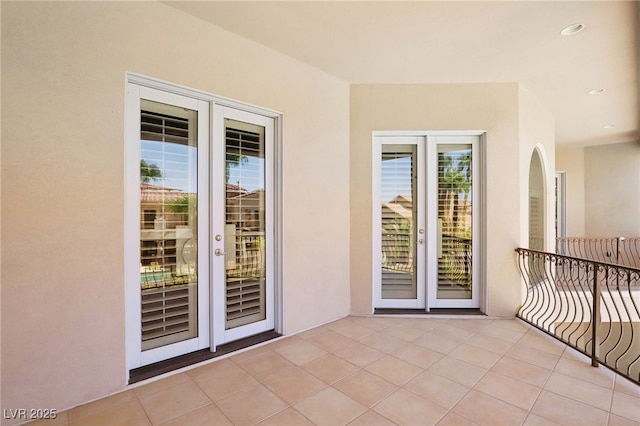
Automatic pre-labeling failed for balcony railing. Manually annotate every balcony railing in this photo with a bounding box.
[439,234,472,288]
[515,247,640,385]
[381,234,473,281]
[556,237,640,268]
[226,231,265,279]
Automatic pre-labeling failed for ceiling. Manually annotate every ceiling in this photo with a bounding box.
[167,1,639,146]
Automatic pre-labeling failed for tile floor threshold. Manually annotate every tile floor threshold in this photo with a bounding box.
[129,330,281,384]
[40,316,639,426]
[374,308,483,315]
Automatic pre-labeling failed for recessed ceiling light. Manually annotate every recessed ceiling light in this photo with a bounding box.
[588,88,606,95]
[604,124,615,129]
[560,23,585,35]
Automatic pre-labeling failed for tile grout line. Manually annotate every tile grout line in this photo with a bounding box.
[182,371,238,426]
[438,322,511,426]
[511,324,576,426]
[57,318,635,426]
[442,318,566,425]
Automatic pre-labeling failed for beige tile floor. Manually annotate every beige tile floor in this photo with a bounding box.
[34,316,640,426]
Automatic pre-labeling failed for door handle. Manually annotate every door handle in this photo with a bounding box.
[215,249,226,256]
[417,239,424,245]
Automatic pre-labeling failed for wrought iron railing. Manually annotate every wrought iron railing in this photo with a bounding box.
[380,220,413,273]
[226,231,265,279]
[516,248,640,385]
[439,235,472,288]
[380,234,473,283]
[556,237,640,268]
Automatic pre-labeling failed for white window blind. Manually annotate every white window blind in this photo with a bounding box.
[139,101,199,350]
[380,146,417,299]
[437,145,473,299]
[224,121,267,329]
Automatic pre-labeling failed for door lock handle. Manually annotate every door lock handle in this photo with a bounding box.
[215,249,226,256]
[417,239,424,245]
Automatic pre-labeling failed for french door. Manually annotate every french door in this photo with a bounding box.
[373,134,480,311]
[212,106,275,348]
[126,81,275,370]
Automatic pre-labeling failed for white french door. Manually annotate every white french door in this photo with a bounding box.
[373,137,426,309]
[211,106,275,348]
[373,134,481,311]
[126,80,276,370]
[126,85,211,368]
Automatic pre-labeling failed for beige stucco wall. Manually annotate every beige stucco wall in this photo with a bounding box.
[556,145,586,236]
[350,83,537,318]
[518,86,556,253]
[1,1,350,417]
[584,141,640,236]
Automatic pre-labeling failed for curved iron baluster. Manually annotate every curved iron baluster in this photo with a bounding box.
[515,247,640,385]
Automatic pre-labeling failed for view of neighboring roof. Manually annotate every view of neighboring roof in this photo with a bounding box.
[141,182,260,203]
[140,183,188,203]
[382,195,413,220]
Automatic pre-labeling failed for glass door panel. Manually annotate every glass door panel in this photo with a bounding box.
[212,106,274,348]
[374,134,479,312]
[375,139,425,309]
[436,144,473,301]
[139,100,199,351]
[224,119,267,330]
[380,145,418,300]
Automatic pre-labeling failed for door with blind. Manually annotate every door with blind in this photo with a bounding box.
[212,106,275,347]
[373,137,426,309]
[126,82,276,370]
[374,134,480,310]
[126,85,211,367]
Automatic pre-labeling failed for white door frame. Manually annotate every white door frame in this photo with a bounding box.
[211,105,275,349]
[125,84,211,369]
[427,135,480,309]
[372,131,483,312]
[125,73,283,375]
[373,136,426,309]
[555,171,566,239]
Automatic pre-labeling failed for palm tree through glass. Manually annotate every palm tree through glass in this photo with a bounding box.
[437,145,473,300]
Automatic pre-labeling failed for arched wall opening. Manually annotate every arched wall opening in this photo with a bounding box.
[528,148,546,250]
